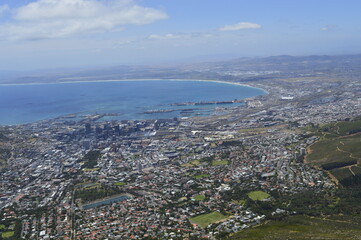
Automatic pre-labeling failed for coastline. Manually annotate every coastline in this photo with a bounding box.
[0,78,269,94]
[0,79,268,126]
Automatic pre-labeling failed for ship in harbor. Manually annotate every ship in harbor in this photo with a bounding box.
[170,99,244,106]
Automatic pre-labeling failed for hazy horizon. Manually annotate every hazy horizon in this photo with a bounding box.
[1,0,361,71]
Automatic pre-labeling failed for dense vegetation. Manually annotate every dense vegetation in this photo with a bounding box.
[219,140,243,147]
[228,215,361,240]
[321,159,357,170]
[306,118,361,185]
[75,183,123,203]
[307,135,359,167]
[228,118,361,239]
[80,150,101,169]
[223,184,361,239]
[312,118,361,137]
[0,218,22,240]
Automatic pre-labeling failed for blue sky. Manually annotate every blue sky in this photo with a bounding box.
[0,0,360,70]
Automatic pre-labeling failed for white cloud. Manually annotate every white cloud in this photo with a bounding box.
[219,22,261,31]
[0,0,168,41]
[148,34,182,40]
[320,25,337,31]
[148,32,216,41]
[0,5,9,16]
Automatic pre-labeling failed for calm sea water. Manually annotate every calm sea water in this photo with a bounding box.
[0,80,266,125]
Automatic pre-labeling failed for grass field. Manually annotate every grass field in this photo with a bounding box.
[1,231,14,239]
[229,215,361,240]
[0,224,5,230]
[339,134,361,158]
[232,199,246,205]
[190,212,227,228]
[83,168,100,172]
[190,160,201,165]
[247,191,270,201]
[305,119,361,185]
[312,119,361,137]
[181,163,193,167]
[336,120,361,135]
[194,174,210,179]
[193,195,205,201]
[75,182,101,190]
[114,182,126,186]
[212,160,229,166]
[307,138,354,165]
[307,133,360,166]
[181,160,201,168]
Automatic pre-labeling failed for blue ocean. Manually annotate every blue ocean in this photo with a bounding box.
[0,80,266,125]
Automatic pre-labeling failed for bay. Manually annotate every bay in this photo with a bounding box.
[0,80,266,125]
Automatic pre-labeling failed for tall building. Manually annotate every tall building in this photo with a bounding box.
[82,140,91,150]
[114,125,121,135]
[137,162,143,173]
[85,123,91,134]
[95,126,102,134]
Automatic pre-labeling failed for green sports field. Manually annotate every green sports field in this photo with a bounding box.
[190,212,227,228]
[247,191,270,201]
